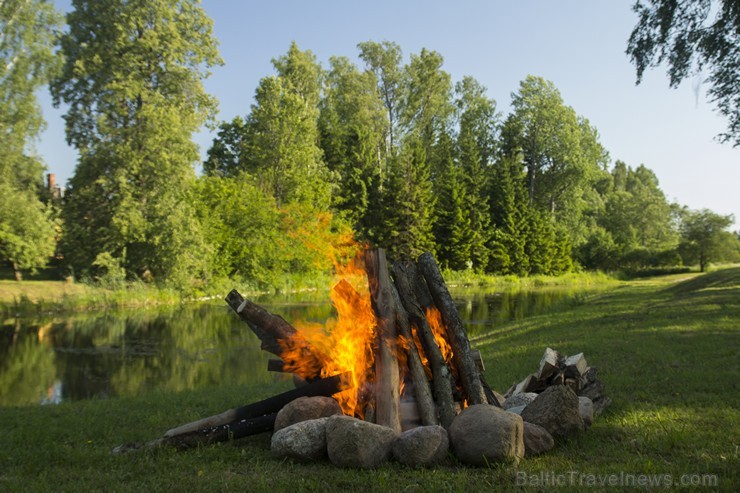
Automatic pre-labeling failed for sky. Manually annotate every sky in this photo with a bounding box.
[37,0,739,226]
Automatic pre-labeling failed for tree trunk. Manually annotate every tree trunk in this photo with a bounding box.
[12,262,22,281]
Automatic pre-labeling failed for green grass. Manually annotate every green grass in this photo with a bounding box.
[1,269,738,492]
[0,280,183,318]
[441,269,615,289]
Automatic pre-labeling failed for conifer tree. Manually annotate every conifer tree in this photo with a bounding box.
[431,131,468,269]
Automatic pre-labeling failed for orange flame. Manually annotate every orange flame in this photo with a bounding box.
[282,258,377,416]
[425,306,454,364]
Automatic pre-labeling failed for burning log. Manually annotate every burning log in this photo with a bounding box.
[111,372,353,453]
[392,260,456,429]
[365,248,402,433]
[156,413,278,450]
[226,289,327,379]
[417,252,488,406]
[163,372,351,439]
[390,282,438,426]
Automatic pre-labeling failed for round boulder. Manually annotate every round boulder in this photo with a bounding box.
[271,417,329,462]
[326,415,398,468]
[392,425,449,467]
[520,385,584,439]
[448,404,524,466]
[523,421,555,456]
[274,396,343,431]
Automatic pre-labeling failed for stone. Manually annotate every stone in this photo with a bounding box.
[506,405,526,415]
[503,392,538,410]
[392,425,449,467]
[274,396,343,431]
[325,415,397,468]
[579,396,594,428]
[448,404,524,466]
[520,385,584,439]
[270,418,329,462]
[522,422,555,456]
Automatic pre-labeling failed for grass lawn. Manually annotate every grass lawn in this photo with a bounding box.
[0,268,738,492]
[0,279,92,304]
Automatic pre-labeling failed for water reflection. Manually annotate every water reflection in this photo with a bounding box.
[450,286,592,336]
[0,304,281,407]
[0,285,598,407]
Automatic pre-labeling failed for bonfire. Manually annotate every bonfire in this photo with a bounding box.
[113,249,609,467]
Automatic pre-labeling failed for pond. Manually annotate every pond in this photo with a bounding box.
[0,285,599,407]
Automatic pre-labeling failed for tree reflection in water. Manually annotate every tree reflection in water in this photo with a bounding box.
[0,286,600,406]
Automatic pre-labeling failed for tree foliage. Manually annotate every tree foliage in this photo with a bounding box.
[10,32,726,287]
[52,0,221,287]
[319,56,386,240]
[0,0,61,279]
[627,0,740,146]
[678,208,735,271]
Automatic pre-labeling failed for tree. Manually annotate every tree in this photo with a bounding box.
[487,153,530,275]
[384,136,436,259]
[678,208,735,271]
[0,0,61,279]
[401,48,454,154]
[0,184,58,280]
[194,173,281,286]
[246,42,331,209]
[627,0,740,146]
[503,76,608,247]
[318,56,386,240]
[587,161,679,270]
[357,40,403,169]
[52,0,221,287]
[203,116,249,177]
[455,76,498,270]
[431,131,468,269]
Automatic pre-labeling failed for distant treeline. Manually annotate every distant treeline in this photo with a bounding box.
[1,1,737,291]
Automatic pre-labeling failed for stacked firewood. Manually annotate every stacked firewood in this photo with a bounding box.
[504,347,611,415]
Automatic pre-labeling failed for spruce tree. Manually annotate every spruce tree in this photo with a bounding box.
[431,131,468,269]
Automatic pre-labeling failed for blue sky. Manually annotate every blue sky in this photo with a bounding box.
[38,1,739,226]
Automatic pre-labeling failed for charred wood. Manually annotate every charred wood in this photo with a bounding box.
[417,252,487,406]
[391,260,456,429]
[365,248,402,433]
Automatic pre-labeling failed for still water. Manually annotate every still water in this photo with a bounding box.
[0,286,596,407]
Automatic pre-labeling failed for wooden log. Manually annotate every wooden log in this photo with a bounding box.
[537,347,560,380]
[417,252,488,406]
[112,413,278,454]
[390,281,438,426]
[226,289,327,379]
[267,358,286,372]
[164,372,350,438]
[511,373,538,396]
[471,349,485,372]
[392,260,456,429]
[564,352,588,378]
[160,413,278,450]
[365,248,401,433]
[164,408,237,438]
